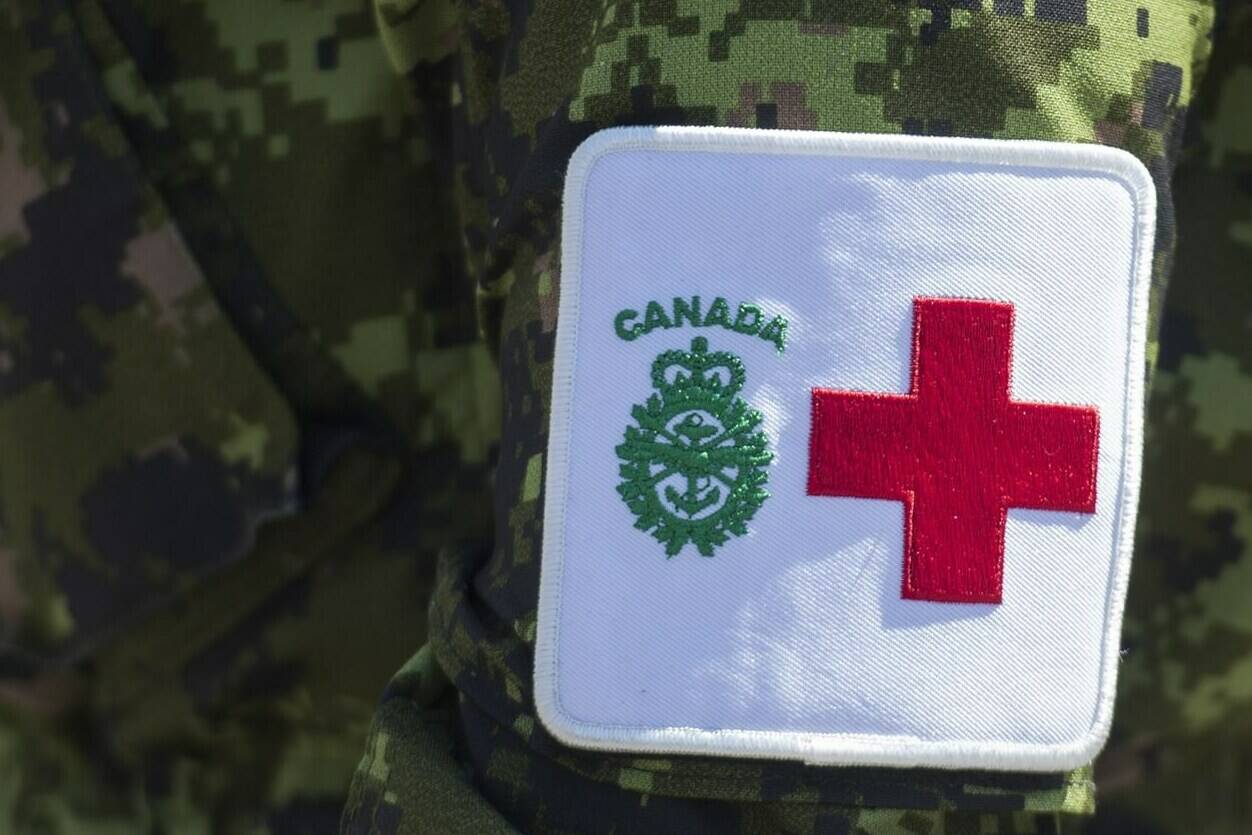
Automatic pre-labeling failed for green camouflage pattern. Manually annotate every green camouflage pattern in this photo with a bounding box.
[344,0,1230,832]
[1089,4,1252,833]
[1,0,1248,833]
[0,0,495,831]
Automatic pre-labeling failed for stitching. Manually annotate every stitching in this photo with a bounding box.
[534,126,1154,770]
[540,128,1147,755]
[807,298,1100,605]
[445,648,1095,802]
[615,336,773,558]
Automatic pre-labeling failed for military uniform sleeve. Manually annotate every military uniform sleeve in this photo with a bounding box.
[343,1,1243,834]
[0,0,301,673]
[1088,5,1252,832]
[1,0,495,832]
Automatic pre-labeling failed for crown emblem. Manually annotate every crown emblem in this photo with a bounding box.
[616,337,773,557]
[651,336,745,397]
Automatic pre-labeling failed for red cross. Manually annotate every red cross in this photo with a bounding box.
[807,297,1100,604]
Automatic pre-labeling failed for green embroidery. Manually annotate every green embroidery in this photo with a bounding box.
[613,296,788,352]
[731,303,761,335]
[616,337,773,558]
[703,297,731,328]
[759,315,788,351]
[614,308,643,340]
[672,295,702,328]
[643,299,673,331]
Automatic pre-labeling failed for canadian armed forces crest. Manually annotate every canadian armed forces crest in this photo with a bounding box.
[615,336,773,557]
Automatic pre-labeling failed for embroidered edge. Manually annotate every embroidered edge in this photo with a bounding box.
[533,126,1156,772]
[806,298,1102,605]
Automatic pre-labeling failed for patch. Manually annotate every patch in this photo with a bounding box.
[535,127,1155,771]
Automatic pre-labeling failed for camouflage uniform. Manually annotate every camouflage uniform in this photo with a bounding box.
[0,0,1248,834]
[1,0,492,831]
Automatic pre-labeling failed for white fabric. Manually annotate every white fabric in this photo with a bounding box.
[535,127,1155,771]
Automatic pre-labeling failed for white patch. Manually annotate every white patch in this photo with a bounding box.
[535,127,1154,771]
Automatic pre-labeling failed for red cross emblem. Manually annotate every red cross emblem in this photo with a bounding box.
[807,297,1100,604]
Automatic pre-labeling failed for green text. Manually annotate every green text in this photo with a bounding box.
[614,296,788,353]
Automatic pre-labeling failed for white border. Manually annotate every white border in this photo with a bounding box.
[534,126,1156,771]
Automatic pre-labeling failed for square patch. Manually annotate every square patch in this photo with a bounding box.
[535,127,1155,771]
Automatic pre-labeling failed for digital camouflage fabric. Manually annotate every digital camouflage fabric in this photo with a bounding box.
[1094,3,1252,832]
[343,0,1250,833]
[0,0,495,831]
[0,0,1246,834]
